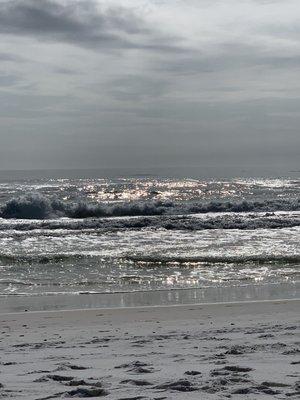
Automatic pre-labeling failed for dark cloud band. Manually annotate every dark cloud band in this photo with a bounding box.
[0,0,180,52]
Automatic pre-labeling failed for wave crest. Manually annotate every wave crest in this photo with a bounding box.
[1,252,299,265]
[0,212,299,232]
[0,193,167,219]
[125,254,300,265]
[0,193,299,219]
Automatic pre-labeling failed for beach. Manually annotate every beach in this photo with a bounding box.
[1,299,299,399]
[0,176,299,398]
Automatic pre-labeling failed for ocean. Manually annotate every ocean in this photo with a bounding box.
[0,169,299,310]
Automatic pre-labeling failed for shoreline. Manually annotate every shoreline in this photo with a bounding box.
[0,297,299,316]
[1,281,299,313]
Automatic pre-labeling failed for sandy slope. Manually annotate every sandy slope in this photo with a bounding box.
[0,299,299,399]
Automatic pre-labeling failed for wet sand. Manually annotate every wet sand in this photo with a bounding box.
[0,299,299,399]
[1,282,299,313]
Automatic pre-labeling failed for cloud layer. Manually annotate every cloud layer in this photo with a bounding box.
[0,0,180,51]
[0,0,299,172]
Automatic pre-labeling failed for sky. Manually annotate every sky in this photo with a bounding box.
[0,0,299,171]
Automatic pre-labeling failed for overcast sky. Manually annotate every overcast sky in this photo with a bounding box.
[0,0,299,171]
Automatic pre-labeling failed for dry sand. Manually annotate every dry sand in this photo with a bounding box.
[0,299,299,399]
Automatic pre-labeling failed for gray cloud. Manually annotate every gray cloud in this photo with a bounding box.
[0,0,181,52]
[107,75,171,101]
[153,42,300,76]
[0,0,300,172]
[52,66,79,75]
[0,51,24,62]
[0,74,20,87]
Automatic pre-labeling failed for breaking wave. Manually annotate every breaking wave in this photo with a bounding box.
[0,252,299,266]
[125,254,300,265]
[0,212,300,232]
[0,253,86,264]
[0,193,167,219]
[0,193,300,220]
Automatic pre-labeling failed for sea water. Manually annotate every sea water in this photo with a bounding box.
[0,169,299,309]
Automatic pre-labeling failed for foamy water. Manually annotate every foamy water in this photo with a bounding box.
[0,175,299,296]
